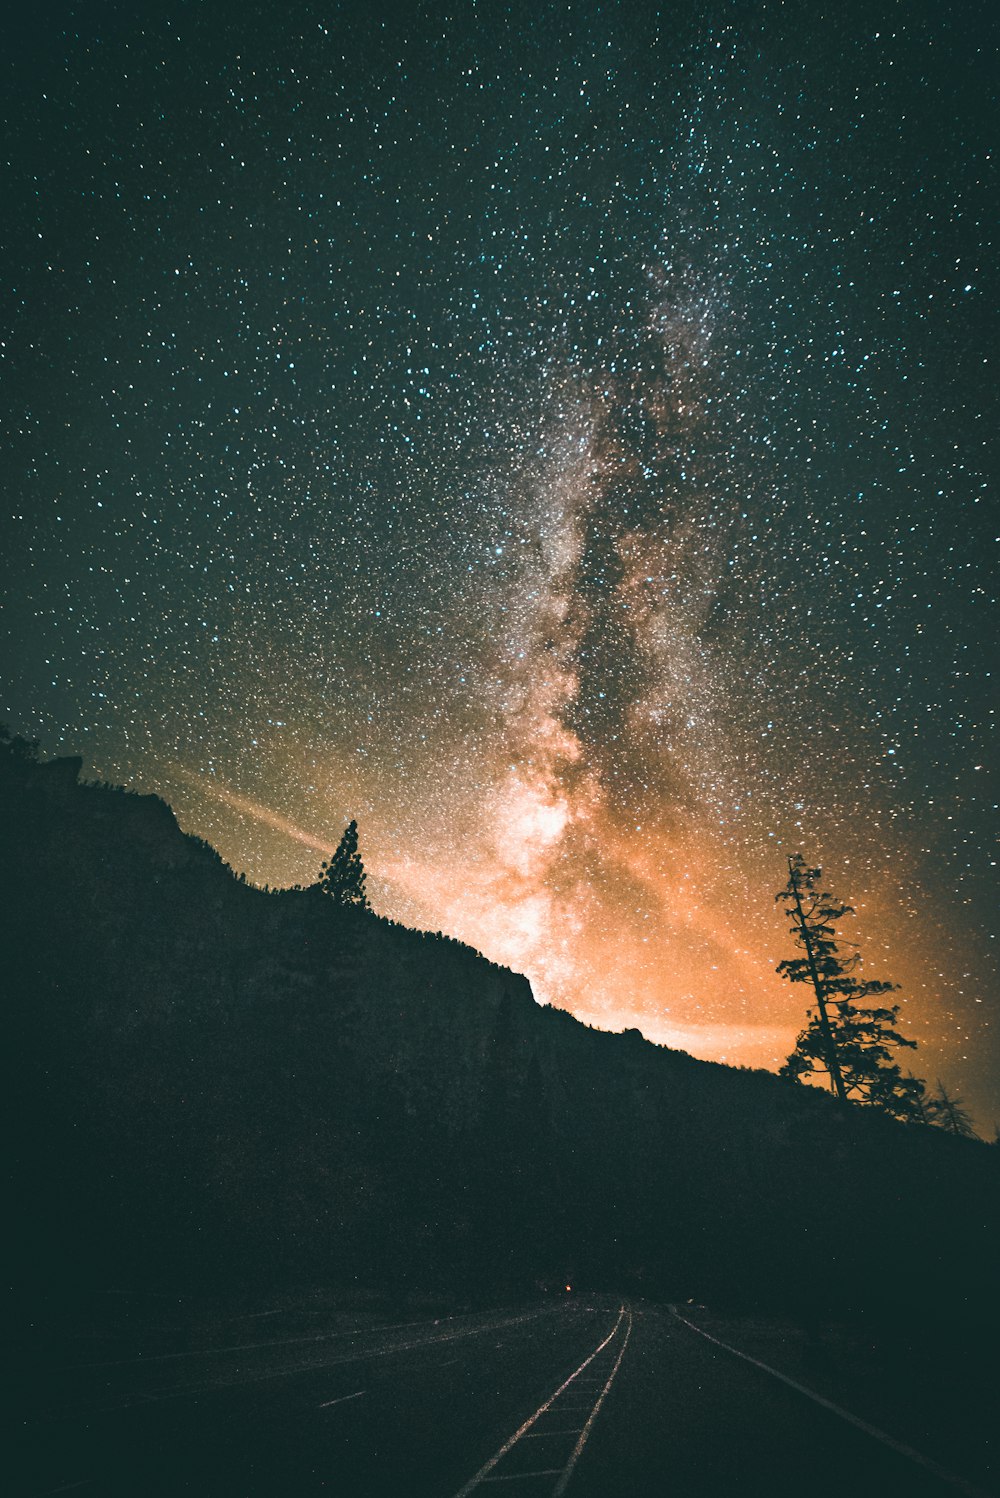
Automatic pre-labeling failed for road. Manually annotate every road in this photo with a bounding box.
[20,1297,996,1497]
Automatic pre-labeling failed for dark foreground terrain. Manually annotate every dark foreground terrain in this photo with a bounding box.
[19,1293,997,1497]
[7,745,999,1335]
[7,744,998,1495]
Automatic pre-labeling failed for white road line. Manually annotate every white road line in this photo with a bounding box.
[523,1430,583,1438]
[551,1310,632,1497]
[450,1308,626,1498]
[227,1305,309,1320]
[317,1389,366,1410]
[69,1304,560,1369]
[50,1307,564,1418]
[483,1473,563,1483]
[671,1309,993,1498]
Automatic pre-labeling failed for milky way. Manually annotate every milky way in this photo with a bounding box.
[2,1,996,1124]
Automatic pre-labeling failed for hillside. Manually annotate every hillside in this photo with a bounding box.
[5,743,998,1343]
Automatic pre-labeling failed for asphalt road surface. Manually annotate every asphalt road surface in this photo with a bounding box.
[20,1297,996,1497]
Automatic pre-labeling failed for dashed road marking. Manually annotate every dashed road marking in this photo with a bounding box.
[317,1389,366,1410]
[54,1306,567,1417]
[483,1473,563,1483]
[69,1304,558,1370]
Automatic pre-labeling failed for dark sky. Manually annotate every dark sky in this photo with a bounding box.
[3,0,997,1126]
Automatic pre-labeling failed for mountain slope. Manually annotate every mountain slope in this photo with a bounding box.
[5,746,997,1342]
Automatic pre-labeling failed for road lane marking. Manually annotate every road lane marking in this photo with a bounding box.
[68,1304,561,1369]
[551,1310,632,1497]
[451,1307,628,1498]
[317,1389,366,1410]
[48,1306,570,1418]
[671,1309,993,1498]
[483,1473,563,1482]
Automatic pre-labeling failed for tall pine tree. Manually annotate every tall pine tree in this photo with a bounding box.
[316,820,369,909]
[926,1081,978,1139]
[777,854,924,1121]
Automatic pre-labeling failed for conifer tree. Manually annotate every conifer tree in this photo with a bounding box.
[905,1071,932,1124]
[926,1081,978,1139]
[777,854,923,1121]
[316,820,369,909]
[0,725,39,762]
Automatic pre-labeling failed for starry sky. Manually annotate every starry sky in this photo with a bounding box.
[3,0,997,1127]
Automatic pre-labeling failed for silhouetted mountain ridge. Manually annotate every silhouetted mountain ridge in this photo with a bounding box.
[5,747,997,1342]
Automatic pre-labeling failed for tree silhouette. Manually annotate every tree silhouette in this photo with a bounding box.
[777,854,923,1120]
[905,1071,933,1124]
[926,1081,978,1139]
[316,820,369,908]
[0,724,39,762]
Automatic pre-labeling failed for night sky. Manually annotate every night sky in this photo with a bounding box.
[3,1,997,1126]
